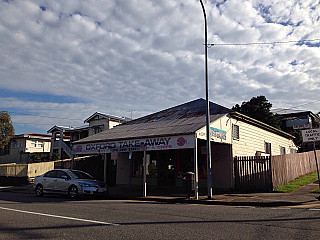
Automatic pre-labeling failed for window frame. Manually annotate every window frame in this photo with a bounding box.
[280,146,286,155]
[232,124,240,140]
[265,142,272,154]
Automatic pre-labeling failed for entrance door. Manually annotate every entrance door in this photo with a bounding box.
[157,150,176,186]
[106,156,117,187]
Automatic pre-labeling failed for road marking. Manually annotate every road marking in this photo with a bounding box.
[234,206,256,208]
[0,206,119,226]
[270,207,291,210]
[309,208,320,211]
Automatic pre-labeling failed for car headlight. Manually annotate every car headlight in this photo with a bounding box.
[79,182,91,187]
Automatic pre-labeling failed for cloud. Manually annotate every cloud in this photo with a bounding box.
[0,0,319,134]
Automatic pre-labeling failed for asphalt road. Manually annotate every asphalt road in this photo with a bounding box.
[0,192,320,240]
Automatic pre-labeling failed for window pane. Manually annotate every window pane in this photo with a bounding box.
[38,141,44,148]
[233,124,239,140]
[30,140,37,148]
[44,171,57,178]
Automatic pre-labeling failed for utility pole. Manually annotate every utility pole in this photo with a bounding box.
[199,0,213,199]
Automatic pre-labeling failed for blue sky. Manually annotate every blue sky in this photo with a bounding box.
[0,0,319,134]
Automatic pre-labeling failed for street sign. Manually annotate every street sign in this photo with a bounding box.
[301,128,320,198]
[302,128,320,143]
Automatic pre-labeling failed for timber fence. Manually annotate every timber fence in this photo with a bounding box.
[234,150,320,192]
[271,150,320,189]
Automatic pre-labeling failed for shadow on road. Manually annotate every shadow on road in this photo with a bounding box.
[0,191,105,204]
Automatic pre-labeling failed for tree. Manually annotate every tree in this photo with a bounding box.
[232,96,281,129]
[0,111,14,150]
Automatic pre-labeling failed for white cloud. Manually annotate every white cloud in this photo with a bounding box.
[0,0,319,134]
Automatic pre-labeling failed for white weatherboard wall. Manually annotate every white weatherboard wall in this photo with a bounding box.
[231,118,296,157]
[196,114,297,157]
[196,115,232,144]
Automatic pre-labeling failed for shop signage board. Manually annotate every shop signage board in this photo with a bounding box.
[293,123,312,130]
[197,127,227,142]
[73,135,195,154]
[302,128,320,143]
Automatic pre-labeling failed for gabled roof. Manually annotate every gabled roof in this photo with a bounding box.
[84,112,131,123]
[47,125,89,133]
[75,99,230,144]
[273,109,320,124]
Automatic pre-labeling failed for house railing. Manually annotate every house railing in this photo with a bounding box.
[52,140,72,158]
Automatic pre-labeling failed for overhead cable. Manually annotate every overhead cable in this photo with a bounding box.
[207,38,320,47]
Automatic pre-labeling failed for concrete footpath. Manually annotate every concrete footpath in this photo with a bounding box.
[1,182,320,207]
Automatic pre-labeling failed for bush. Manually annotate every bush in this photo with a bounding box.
[31,153,50,163]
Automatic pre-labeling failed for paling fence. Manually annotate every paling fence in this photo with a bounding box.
[234,150,320,192]
[234,156,272,192]
[271,150,320,189]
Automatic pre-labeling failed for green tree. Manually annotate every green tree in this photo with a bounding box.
[0,111,14,150]
[232,96,281,129]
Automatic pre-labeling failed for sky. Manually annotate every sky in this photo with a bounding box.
[0,0,319,135]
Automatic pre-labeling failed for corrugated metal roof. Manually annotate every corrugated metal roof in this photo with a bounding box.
[75,99,230,143]
[84,112,131,123]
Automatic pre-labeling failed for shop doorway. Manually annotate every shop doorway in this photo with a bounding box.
[156,150,176,186]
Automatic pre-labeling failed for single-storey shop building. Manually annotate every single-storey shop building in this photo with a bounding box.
[73,99,297,196]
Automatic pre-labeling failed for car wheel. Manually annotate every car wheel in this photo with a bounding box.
[35,184,43,197]
[68,185,78,199]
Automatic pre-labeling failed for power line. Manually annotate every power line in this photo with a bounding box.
[273,99,320,113]
[208,38,320,47]
[13,122,54,126]
[9,111,82,121]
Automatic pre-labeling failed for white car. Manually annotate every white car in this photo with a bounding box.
[33,169,107,198]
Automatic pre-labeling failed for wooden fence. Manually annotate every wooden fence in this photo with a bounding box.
[234,156,272,192]
[234,150,320,192]
[271,150,320,189]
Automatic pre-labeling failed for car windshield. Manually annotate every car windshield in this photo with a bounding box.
[68,170,94,180]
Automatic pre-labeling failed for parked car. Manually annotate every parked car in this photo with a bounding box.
[33,169,107,198]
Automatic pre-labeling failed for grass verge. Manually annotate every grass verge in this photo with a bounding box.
[274,172,318,193]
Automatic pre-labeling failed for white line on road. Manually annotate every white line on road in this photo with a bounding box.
[234,206,256,208]
[0,206,119,226]
[309,208,320,211]
[270,207,291,210]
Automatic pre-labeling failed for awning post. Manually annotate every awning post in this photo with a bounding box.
[143,150,147,197]
[103,154,107,184]
[194,135,199,199]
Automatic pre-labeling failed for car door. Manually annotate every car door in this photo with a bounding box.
[42,170,58,192]
[55,170,71,193]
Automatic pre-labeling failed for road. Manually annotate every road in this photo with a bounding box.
[0,192,319,239]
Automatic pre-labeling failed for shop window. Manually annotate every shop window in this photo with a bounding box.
[132,152,144,177]
[265,142,271,154]
[233,124,240,140]
[147,160,157,178]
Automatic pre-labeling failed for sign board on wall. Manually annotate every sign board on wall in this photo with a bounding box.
[293,123,312,130]
[301,128,320,143]
[197,127,227,142]
[73,135,195,154]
